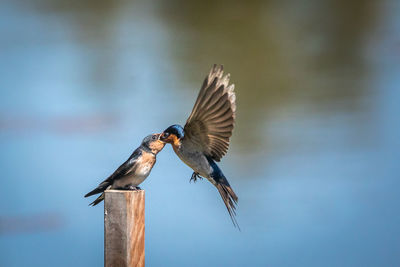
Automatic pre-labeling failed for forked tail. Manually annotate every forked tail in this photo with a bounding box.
[84,179,111,206]
[207,156,240,229]
[216,181,239,229]
[89,193,105,206]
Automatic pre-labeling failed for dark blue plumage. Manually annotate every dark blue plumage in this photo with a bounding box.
[164,125,185,139]
[160,65,239,228]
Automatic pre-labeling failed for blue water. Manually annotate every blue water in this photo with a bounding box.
[1,0,400,266]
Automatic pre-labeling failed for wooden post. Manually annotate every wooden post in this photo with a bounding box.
[104,190,145,267]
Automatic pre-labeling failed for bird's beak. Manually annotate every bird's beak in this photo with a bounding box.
[159,132,166,142]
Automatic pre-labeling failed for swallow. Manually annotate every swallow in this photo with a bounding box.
[160,65,239,228]
[85,133,165,206]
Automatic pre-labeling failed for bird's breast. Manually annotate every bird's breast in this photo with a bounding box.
[173,143,212,178]
[136,151,156,176]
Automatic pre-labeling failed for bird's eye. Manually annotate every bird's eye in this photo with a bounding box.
[164,132,170,137]
[152,136,157,140]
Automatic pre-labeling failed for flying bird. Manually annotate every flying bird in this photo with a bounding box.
[160,65,239,228]
[85,133,165,206]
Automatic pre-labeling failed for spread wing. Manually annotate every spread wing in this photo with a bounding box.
[183,65,236,162]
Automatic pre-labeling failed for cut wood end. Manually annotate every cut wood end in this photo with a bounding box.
[105,189,145,194]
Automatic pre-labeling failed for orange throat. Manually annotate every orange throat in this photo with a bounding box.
[170,136,181,150]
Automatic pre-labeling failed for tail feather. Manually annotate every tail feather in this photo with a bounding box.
[89,193,105,206]
[84,187,103,198]
[85,180,111,206]
[84,180,110,198]
[216,182,240,229]
[206,155,240,229]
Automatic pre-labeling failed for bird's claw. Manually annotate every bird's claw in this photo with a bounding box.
[190,172,202,183]
[120,185,141,190]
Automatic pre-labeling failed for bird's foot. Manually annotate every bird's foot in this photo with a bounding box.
[118,185,141,191]
[190,172,202,183]
[129,185,141,190]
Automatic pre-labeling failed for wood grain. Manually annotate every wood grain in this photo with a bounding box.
[104,190,145,267]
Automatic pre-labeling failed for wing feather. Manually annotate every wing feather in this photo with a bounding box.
[184,65,236,161]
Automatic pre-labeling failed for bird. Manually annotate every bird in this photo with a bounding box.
[160,65,239,228]
[85,133,165,206]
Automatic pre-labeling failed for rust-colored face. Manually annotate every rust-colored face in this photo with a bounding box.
[160,125,184,147]
[160,133,180,146]
[142,133,165,154]
[148,133,166,152]
[160,132,174,143]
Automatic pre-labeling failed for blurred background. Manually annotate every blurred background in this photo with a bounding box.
[1,0,399,266]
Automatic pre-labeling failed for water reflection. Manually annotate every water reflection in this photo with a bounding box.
[1,0,399,266]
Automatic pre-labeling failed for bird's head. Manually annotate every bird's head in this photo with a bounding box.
[160,124,184,146]
[142,133,165,154]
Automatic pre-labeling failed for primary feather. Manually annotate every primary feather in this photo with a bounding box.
[184,65,236,162]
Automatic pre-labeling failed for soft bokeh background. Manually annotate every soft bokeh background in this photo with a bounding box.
[1,0,399,266]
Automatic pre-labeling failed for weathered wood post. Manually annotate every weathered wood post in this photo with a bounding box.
[104,190,145,267]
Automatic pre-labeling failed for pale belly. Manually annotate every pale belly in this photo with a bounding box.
[173,145,212,178]
[113,162,153,188]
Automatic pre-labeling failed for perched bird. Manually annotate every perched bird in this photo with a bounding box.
[160,65,239,228]
[85,133,165,206]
